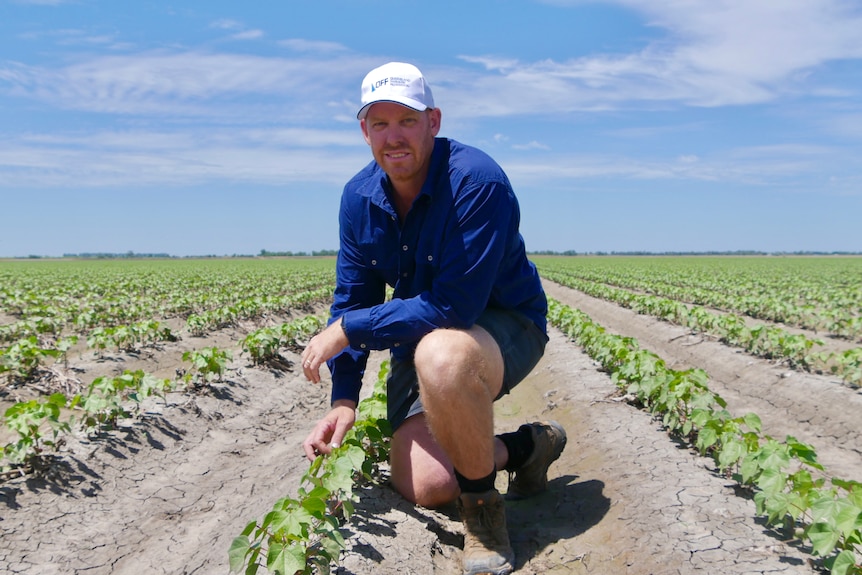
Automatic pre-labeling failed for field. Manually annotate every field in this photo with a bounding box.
[1,256,861,574]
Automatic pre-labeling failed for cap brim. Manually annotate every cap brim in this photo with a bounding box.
[357,97,429,120]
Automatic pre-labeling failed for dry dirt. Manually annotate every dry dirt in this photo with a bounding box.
[2,280,860,575]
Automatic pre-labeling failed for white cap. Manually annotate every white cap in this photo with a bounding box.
[357,62,435,120]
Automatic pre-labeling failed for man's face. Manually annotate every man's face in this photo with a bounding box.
[360,102,441,192]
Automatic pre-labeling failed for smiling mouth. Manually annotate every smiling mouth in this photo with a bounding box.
[385,148,410,159]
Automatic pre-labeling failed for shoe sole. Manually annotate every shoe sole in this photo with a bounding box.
[463,565,514,575]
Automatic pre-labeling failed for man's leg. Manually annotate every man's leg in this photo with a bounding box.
[386,315,563,574]
[413,325,503,481]
[389,412,513,509]
[389,413,459,509]
[413,325,515,575]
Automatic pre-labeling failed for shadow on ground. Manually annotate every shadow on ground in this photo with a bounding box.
[336,472,609,573]
[508,475,609,569]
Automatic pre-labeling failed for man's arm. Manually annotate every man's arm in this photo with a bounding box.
[340,179,516,348]
[304,188,385,404]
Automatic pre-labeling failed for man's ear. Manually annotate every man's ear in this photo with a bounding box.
[429,108,442,136]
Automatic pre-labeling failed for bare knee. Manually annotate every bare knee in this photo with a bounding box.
[389,415,460,508]
[414,329,480,389]
[392,469,459,509]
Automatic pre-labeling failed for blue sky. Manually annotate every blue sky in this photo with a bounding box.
[1,0,861,257]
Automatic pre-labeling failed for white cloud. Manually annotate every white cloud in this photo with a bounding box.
[278,39,349,53]
[0,127,368,188]
[17,28,126,49]
[5,0,861,126]
[501,146,838,189]
[209,20,265,42]
[445,0,862,116]
[512,140,550,151]
[210,19,243,30]
[629,0,862,79]
[231,29,265,41]
[9,0,70,4]
[821,112,862,139]
[210,18,266,40]
[0,52,366,118]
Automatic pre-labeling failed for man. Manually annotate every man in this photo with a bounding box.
[300,62,567,575]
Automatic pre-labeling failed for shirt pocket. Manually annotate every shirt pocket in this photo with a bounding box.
[358,231,399,287]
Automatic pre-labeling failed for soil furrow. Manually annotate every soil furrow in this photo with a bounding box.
[0,293,835,574]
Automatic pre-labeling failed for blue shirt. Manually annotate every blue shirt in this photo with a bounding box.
[328,137,547,404]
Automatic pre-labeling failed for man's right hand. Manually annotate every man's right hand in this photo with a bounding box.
[302,399,357,461]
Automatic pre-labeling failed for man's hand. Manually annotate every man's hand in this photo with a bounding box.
[302,400,357,460]
[301,317,349,383]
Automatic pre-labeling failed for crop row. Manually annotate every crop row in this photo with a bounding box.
[0,259,336,342]
[0,295,326,391]
[1,261,337,391]
[230,363,391,575]
[1,310,326,480]
[535,257,862,341]
[539,266,862,387]
[548,299,861,575]
[1,347,227,480]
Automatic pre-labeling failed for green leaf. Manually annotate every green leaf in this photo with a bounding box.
[758,440,791,471]
[305,485,331,501]
[828,549,858,575]
[301,495,327,518]
[785,435,823,470]
[806,521,840,557]
[326,456,357,495]
[342,444,368,470]
[319,527,345,559]
[717,437,746,471]
[755,467,788,496]
[340,499,355,522]
[228,536,251,573]
[742,412,762,432]
[810,495,862,538]
[244,551,261,575]
[270,507,313,538]
[695,427,717,454]
[241,520,258,537]
[267,541,307,575]
[740,453,761,485]
[682,418,693,437]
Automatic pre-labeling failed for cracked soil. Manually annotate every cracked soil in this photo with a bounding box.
[2,279,860,574]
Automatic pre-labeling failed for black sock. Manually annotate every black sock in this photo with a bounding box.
[455,467,497,494]
[498,425,534,472]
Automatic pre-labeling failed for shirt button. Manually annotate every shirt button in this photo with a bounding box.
[360,344,367,349]
[427,255,433,261]
[393,343,400,347]
[371,259,377,265]
[402,245,408,251]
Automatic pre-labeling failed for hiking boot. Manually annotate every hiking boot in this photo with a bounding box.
[506,421,567,500]
[457,489,514,575]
